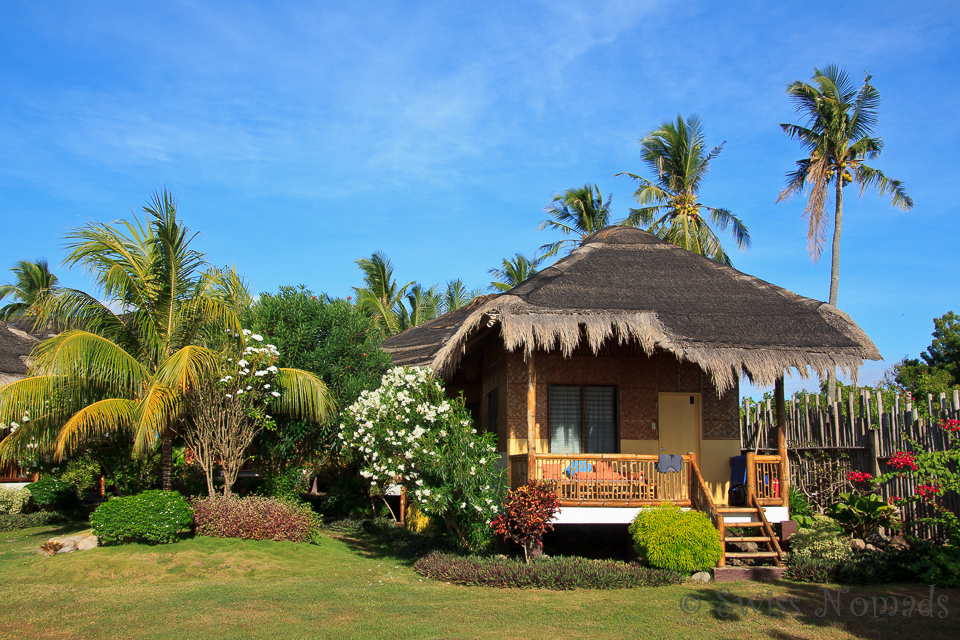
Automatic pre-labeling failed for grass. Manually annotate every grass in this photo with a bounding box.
[1,522,958,640]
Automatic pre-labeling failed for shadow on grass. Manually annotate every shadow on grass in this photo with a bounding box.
[677,579,960,640]
[326,518,464,566]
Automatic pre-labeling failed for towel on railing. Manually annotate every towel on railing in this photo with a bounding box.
[657,454,683,474]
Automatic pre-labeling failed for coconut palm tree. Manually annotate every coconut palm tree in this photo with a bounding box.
[399,283,441,330]
[618,114,750,266]
[537,184,617,259]
[0,259,59,326]
[777,65,913,401]
[353,251,413,335]
[489,254,542,292]
[441,279,481,314]
[0,189,334,490]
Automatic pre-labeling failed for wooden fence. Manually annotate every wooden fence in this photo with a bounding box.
[740,389,960,539]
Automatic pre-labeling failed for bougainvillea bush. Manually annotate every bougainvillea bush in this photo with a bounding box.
[91,490,193,545]
[490,481,560,563]
[414,552,683,589]
[192,496,317,542]
[877,418,960,539]
[339,366,505,551]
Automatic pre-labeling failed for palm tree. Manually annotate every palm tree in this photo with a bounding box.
[489,254,542,292]
[537,184,616,259]
[399,284,441,330]
[0,259,59,327]
[618,114,751,265]
[353,251,413,335]
[777,66,913,401]
[441,279,481,314]
[0,189,334,490]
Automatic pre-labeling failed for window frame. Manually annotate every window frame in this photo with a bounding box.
[546,384,620,454]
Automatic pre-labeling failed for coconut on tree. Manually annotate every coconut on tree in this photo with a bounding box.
[618,114,750,265]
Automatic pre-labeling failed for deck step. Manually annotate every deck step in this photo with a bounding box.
[718,507,758,513]
[724,522,765,528]
[724,536,771,543]
[724,551,779,559]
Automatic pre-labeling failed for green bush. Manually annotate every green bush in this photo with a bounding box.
[25,477,76,510]
[0,487,31,514]
[826,492,898,538]
[789,515,850,562]
[58,456,101,499]
[0,511,65,532]
[628,504,722,574]
[91,490,193,545]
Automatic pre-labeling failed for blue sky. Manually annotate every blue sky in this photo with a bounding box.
[1,1,957,398]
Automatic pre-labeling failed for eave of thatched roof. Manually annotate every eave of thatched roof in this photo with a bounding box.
[382,226,881,392]
[0,322,40,384]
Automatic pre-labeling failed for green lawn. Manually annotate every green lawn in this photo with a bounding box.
[1,523,957,640]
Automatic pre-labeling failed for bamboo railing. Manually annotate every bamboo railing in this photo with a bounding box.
[508,453,691,507]
[749,453,784,506]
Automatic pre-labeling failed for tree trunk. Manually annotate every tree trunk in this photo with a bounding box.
[827,178,844,404]
[161,433,173,491]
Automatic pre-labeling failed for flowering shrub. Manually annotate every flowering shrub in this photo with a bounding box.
[191,496,316,542]
[414,552,684,589]
[0,487,30,515]
[339,366,505,550]
[887,451,918,471]
[846,471,872,484]
[24,476,75,510]
[490,481,560,563]
[90,490,193,545]
[877,418,960,538]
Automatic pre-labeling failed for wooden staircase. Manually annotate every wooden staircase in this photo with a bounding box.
[687,454,784,569]
[717,501,784,566]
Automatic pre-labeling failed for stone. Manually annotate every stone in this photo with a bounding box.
[690,571,711,584]
[864,544,877,552]
[865,533,888,548]
[850,538,866,551]
[735,542,759,553]
[77,536,99,551]
[56,539,77,554]
[889,535,910,550]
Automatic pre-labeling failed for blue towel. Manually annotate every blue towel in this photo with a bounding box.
[566,460,593,475]
[657,454,684,474]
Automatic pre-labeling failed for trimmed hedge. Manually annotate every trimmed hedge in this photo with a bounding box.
[91,490,193,545]
[192,496,316,542]
[628,504,723,574]
[0,511,65,532]
[0,487,31,515]
[414,552,684,589]
[786,544,960,587]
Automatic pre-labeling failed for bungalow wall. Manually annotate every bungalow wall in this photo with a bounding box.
[450,338,741,505]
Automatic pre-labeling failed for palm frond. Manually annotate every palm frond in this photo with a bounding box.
[29,330,147,397]
[56,398,139,459]
[273,368,336,424]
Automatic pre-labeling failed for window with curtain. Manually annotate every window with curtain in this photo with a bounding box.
[548,386,617,453]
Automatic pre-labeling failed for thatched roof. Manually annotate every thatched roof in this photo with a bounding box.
[0,322,40,387]
[383,226,880,392]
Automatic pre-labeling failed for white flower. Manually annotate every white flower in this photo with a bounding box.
[251,334,264,342]
[225,394,232,399]
[264,384,270,389]
[422,489,431,497]
[237,390,244,395]
[271,391,281,397]
[267,366,278,373]
[237,359,249,367]
[242,329,252,336]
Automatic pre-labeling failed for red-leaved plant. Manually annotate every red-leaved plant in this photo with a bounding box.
[490,481,560,563]
[191,496,316,542]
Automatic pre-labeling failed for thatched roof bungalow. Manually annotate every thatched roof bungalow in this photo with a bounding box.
[382,227,879,558]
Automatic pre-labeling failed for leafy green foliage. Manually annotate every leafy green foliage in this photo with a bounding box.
[0,487,31,514]
[244,287,391,476]
[414,552,684,589]
[90,490,193,545]
[628,504,722,574]
[57,455,102,499]
[490,481,560,562]
[25,476,76,510]
[894,312,960,405]
[0,510,65,532]
[827,492,898,538]
[192,496,317,542]
[789,515,850,562]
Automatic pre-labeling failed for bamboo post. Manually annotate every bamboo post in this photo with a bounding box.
[746,451,757,499]
[775,377,789,509]
[526,351,537,482]
[688,451,697,500]
[953,390,960,419]
[847,390,856,448]
[399,487,407,526]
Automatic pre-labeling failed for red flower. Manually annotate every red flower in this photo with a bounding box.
[847,471,872,483]
[916,484,941,499]
[940,419,960,433]
[888,451,918,471]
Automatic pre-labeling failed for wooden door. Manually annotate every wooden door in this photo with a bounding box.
[658,392,701,458]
